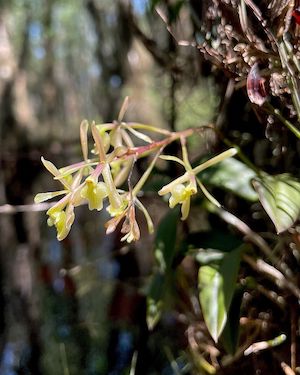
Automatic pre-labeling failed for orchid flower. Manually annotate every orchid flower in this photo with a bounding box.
[158,148,237,220]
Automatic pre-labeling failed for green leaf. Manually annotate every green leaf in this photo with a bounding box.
[155,208,179,271]
[198,247,242,342]
[199,158,258,201]
[146,209,179,330]
[188,231,242,253]
[253,173,300,233]
[220,286,244,354]
[146,273,165,330]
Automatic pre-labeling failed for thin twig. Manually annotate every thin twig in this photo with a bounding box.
[255,283,286,309]
[221,326,260,367]
[244,333,286,356]
[243,255,300,299]
[215,207,276,261]
[0,202,54,214]
[213,207,300,299]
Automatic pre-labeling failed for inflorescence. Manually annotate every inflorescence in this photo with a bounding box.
[35,99,237,242]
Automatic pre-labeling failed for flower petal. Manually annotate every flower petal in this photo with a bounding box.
[105,212,126,234]
[65,204,75,230]
[181,197,191,220]
[159,155,185,166]
[55,211,69,241]
[158,173,189,195]
[91,123,106,162]
[124,125,153,144]
[41,157,60,177]
[136,199,154,234]
[34,190,68,203]
[46,194,70,218]
[192,148,237,175]
[80,120,89,161]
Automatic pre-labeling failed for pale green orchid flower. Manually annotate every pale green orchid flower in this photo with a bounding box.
[159,148,237,220]
[80,177,108,211]
[46,196,75,241]
[169,182,197,220]
[35,159,84,241]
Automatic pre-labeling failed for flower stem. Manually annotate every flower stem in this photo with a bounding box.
[132,148,164,196]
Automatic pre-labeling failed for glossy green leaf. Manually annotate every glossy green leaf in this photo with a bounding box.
[253,173,300,233]
[198,247,242,342]
[199,157,258,201]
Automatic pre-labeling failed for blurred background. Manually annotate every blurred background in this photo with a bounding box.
[0,0,218,374]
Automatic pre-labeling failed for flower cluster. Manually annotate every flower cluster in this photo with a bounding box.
[35,99,237,242]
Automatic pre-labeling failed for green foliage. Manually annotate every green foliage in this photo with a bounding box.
[154,207,179,271]
[146,208,179,330]
[253,173,300,233]
[220,285,244,354]
[198,246,242,342]
[200,157,258,201]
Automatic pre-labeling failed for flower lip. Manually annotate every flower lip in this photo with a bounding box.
[167,182,197,220]
[80,177,108,211]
